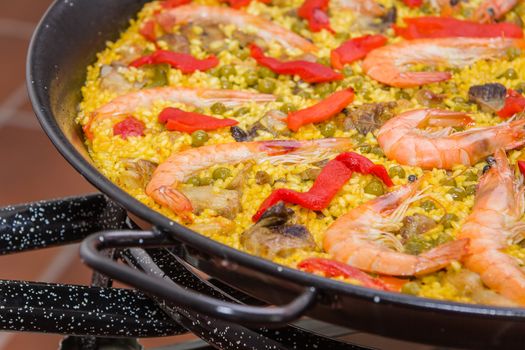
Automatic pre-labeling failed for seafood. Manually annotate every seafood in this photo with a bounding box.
[336,0,386,17]
[362,37,525,87]
[323,181,468,276]
[377,108,525,169]
[473,0,519,23]
[145,138,353,220]
[156,5,319,53]
[459,149,525,305]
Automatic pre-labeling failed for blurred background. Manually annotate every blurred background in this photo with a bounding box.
[0,1,193,348]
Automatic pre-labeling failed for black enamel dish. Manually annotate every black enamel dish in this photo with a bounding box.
[27,0,525,348]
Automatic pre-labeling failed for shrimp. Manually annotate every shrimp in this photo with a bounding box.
[323,181,468,276]
[146,138,353,221]
[84,87,275,137]
[458,149,525,305]
[335,0,386,17]
[362,37,525,87]
[156,5,319,53]
[473,0,519,23]
[377,108,525,170]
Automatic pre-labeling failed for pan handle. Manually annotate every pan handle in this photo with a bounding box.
[80,229,317,326]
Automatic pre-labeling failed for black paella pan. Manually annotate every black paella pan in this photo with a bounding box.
[26,0,525,348]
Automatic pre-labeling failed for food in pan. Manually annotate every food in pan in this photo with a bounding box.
[77,0,525,306]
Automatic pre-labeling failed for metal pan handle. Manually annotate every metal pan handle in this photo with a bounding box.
[80,229,317,326]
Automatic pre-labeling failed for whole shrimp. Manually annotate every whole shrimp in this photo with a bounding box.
[146,138,353,221]
[84,87,275,137]
[362,37,525,87]
[323,181,468,276]
[459,149,525,305]
[377,108,525,170]
[473,0,519,23]
[156,5,318,53]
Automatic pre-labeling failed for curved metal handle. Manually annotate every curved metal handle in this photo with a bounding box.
[79,229,317,326]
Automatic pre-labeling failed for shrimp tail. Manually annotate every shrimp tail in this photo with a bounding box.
[503,119,525,151]
[148,184,194,222]
[414,238,468,276]
[259,138,353,163]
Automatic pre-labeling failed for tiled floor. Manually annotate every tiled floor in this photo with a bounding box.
[0,2,193,349]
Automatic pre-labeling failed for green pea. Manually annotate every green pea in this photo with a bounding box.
[199,177,212,186]
[448,187,466,201]
[506,47,522,61]
[316,57,330,66]
[464,171,478,182]
[234,106,251,117]
[500,68,519,80]
[280,103,297,113]
[401,282,420,295]
[212,167,232,180]
[244,71,259,86]
[434,232,453,246]
[388,165,406,179]
[335,31,349,41]
[405,236,432,255]
[145,64,169,88]
[220,77,233,89]
[258,67,277,79]
[298,90,311,98]
[357,144,371,153]
[291,21,306,34]
[420,200,436,212]
[314,83,333,97]
[257,78,276,93]
[440,213,459,229]
[364,180,384,196]
[219,64,236,77]
[370,147,384,157]
[210,102,227,114]
[208,67,221,77]
[439,177,456,186]
[515,82,525,93]
[352,77,364,90]
[465,184,477,196]
[395,90,411,100]
[186,176,201,186]
[318,122,336,137]
[238,48,250,60]
[342,66,353,77]
[191,130,209,147]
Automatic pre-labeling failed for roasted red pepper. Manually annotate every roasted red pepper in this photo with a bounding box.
[139,20,158,42]
[518,160,525,177]
[330,35,388,70]
[113,116,146,139]
[402,0,422,8]
[249,44,343,83]
[287,88,354,131]
[130,50,219,74]
[158,107,238,133]
[298,258,391,291]
[252,152,392,221]
[220,0,270,8]
[298,0,333,33]
[162,0,192,8]
[393,17,524,39]
[497,89,525,119]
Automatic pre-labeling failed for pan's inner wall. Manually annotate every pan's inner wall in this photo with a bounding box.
[31,0,150,161]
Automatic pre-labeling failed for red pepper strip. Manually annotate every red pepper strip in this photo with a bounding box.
[113,116,146,139]
[220,0,270,8]
[298,258,391,291]
[252,152,392,221]
[402,0,422,8]
[249,44,343,83]
[330,35,388,70]
[377,276,407,292]
[518,160,525,177]
[335,152,394,187]
[497,89,525,119]
[393,17,524,39]
[298,0,334,33]
[287,88,354,131]
[158,107,238,133]
[139,20,158,42]
[162,0,192,8]
[130,50,219,74]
